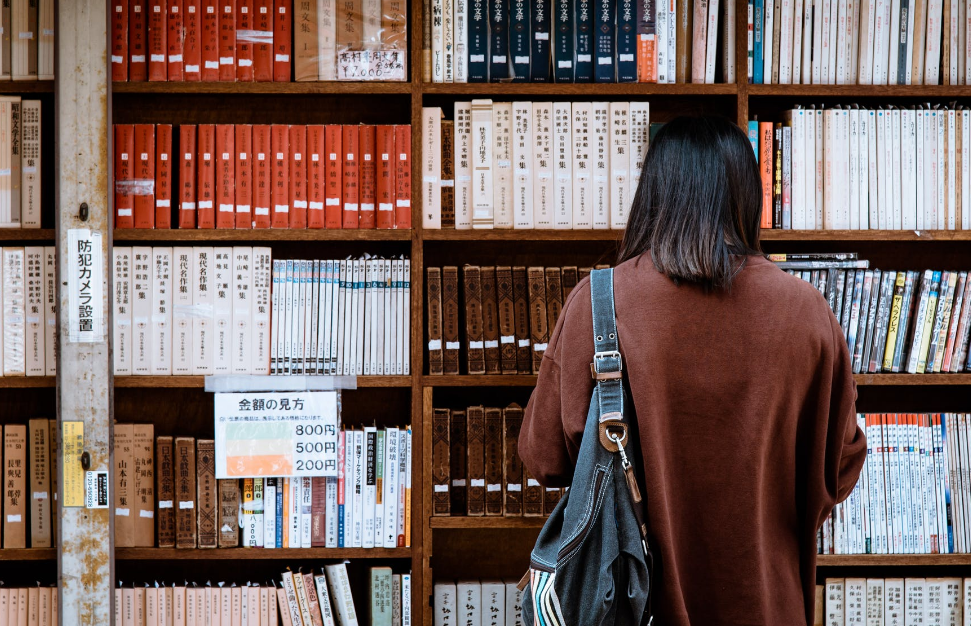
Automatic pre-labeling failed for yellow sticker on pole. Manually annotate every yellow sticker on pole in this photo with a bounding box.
[62,421,85,507]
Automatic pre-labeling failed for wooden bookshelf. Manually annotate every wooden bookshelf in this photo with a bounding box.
[112,82,412,95]
[422,374,971,387]
[113,228,413,242]
[115,548,411,560]
[113,375,413,388]
[0,229,56,241]
[0,377,56,388]
[0,549,56,561]
[429,517,547,529]
[815,555,971,567]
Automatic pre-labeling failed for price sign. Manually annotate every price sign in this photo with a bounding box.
[337,49,406,81]
[213,391,339,479]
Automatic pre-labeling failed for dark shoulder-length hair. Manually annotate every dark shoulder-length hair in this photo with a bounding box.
[618,115,763,290]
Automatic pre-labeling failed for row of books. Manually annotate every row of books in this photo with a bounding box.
[421,101,653,231]
[752,107,971,231]
[819,578,970,624]
[425,0,735,84]
[114,426,413,550]
[113,124,413,231]
[776,258,971,374]
[819,413,971,556]
[278,565,410,626]
[432,580,523,626]
[432,405,561,517]
[1,420,56,549]
[0,587,58,626]
[0,247,56,378]
[0,0,53,82]
[0,99,43,229]
[426,265,605,376]
[749,0,970,85]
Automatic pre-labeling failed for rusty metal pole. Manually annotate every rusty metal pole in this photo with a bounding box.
[55,0,114,624]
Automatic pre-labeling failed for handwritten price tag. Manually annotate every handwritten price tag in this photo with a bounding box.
[337,49,406,81]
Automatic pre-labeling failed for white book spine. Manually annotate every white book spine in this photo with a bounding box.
[457,582,481,626]
[925,0,944,82]
[358,259,368,375]
[22,247,41,375]
[471,99,495,229]
[724,0,737,82]
[397,429,408,546]
[858,110,871,229]
[112,247,133,376]
[904,0,917,83]
[262,479,276,548]
[840,0,851,84]
[190,247,214,375]
[383,427,400,548]
[434,584,457,626]
[170,247,193,376]
[532,102,554,229]
[43,247,54,375]
[892,109,904,230]
[592,102,610,230]
[1,247,23,375]
[363,426,377,549]
[325,474,338,548]
[454,102,473,229]
[402,574,412,626]
[937,110,946,229]
[282,260,294,374]
[315,574,338,626]
[813,0,826,81]
[287,477,300,548]
[607,102,630,230]
[552,102,573,229]
[317,1,337,80]
[213,249,233,375]
[628,102,651,226]
[657,0,669,82]
[905,578,927,624]
[454,0,469,82]
[828,0,842,82]
[324,564,360,626]
[791,111,805,228]
[791,0,805,83]
[403,259,411,376]
[850,109,861,228]
[571,102,594,229]
[493,102,514,229]
[948,110,958,229]
[764,0,775,82]
[251,247,271,373]
[151,247,173,375]
[916,110,926,229]
[432,0,445,82]
[231,246,253,374]
[512,102,535,229]
[443,0,454,82]
[669,0,678,82]
[20,100,40,228]
[888,0,902,83]
[902,109,918,229]
[422,107,443,229]
[963,111,970,227]
[353,429,365,547]
[300,476,312,548]
[825,579,844,624]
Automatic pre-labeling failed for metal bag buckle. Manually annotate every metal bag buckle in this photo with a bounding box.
[590,350,623,380]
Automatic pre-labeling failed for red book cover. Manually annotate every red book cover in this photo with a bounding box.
[272,0,291,81]
[394,124,412,229]
[183,0,202,80]
[341,126,360,229]
[219,0,236,81]
[358,125,376,229]
[253,0,272,81]
[179,125,198,228]
[270,124,290,228]
[215,124,235,228]
[148,0,168,81]
[759,121,772,229]
[235,0,254,81]
[235,124,253,228]
[289,125,308,229]
[252,125,272,228]
[375,125,395,229]
[197,124,217,228]
[307,125,325,229]
[156,124,173,228]
[167,0,185,80]
[133,124,157,228]
[323,125,342,228]
[112,1,129,81]
[129,0,148,81]
[114,124,135,229]
[201,0,220,81]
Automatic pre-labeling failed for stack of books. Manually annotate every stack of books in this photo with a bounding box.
[819,578,970,622]
[1,419,57,549]
[0,99,44,229]
[0,587,59,622]
[433,580,524,626]
[0,247,57,377]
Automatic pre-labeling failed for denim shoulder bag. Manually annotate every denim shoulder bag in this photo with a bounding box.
[519,267,654,626]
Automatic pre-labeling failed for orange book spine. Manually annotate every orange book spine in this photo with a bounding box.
[759,121,773,229]
[253,0,273,81]
[201,0,220,81]
[358,125,376,229]
[167,0,185,80]
[179,124,198,228]
[184,0,203,80]
[197,124,217,228]
[156,124,173,228]
[235,124,253,228]
[148,0,168,81]
[115,124,136,229]
[394,124,412,229]
[341,125,360,229]
[289,125,308,229]
[271,124,290,228]
[324,125,342,228]
[307,125,325,229]
[219,0,236,81]
[215,124,236,228]
[112,0,129,81]
[253,124,272,228]
[133,124,157,228]
[130,0,148,81]
[637,39,656,83]
[236,0,254,81]
[273,0,291,81]
[375,125,395,229]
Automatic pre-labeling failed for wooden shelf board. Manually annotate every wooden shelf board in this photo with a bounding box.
[424,375,539,387]
[760,230,971,241]
[423,374,971,387]
[0,229,55,241]
[816,554,971,566]
[423,229,623,241]
[422,83,737,96]
[0,377,55,388]
[854,374,971,385]
[114,375,412,388]
[113,229,413,242]
[112,81,412,95]
[0,80,54,93]
[0,549,55,561]
[748,84,971,97]
[430,517,547,529]
[115,547,411,560]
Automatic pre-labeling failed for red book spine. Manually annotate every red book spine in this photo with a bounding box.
[358,125,377,229]
[112,1,129,81]
[197,124,216,228]
[156,124,173,228]
[129,0,148,81]
[307,125,325,229]
[201,0,220,81]
[215,124,236,228]
[235,0,254,81]
[323,125,343,229]
[184,0,202,80]
[114,125,135,229]
[235,124,253,229]
[167,0,185,80]
[272,0,290,81]
[148,0,168,81]
[394,124,412,229]
[337,431,345,530]
[179,125,198,228]
[310,477,326,547]
[252,125,272,228]
[270,124,290,228]
[133,124,157,228]
[375,125,395,229]
[341,126,360,229]
[759,121,773,229]
[289,125,308,229]
[219,0,236,81]
[253,0,273,81]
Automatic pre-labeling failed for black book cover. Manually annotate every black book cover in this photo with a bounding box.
[489,0,511,80]
[469,0,490,81]
[553,0,574,81]
[511,0,531,81]
[594,0,616,82]
[617,0,637,81]
[530,0,551,81]
[574,0,593,81]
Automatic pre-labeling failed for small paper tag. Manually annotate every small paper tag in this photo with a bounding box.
[518,339,531,347]
[470,479,486,487]
[115,507,130,517]
[487,484,502,492]
[139,509,154,518]
[428,339,442,350]
[158,500,174,509]
[507,483,522,492]
[433,484,449,493]
[179,500,195,509]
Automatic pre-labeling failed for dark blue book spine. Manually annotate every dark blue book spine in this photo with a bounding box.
[553,0,574,81]
[617,0,636,81]
[530,0,551,81]
[274,480,284,548]
[510,0,531,81]
[469,0,490,81]
[594,0,615,81]
[753,0,764,84]
[489,0,510,80]
[574,0,593,81]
